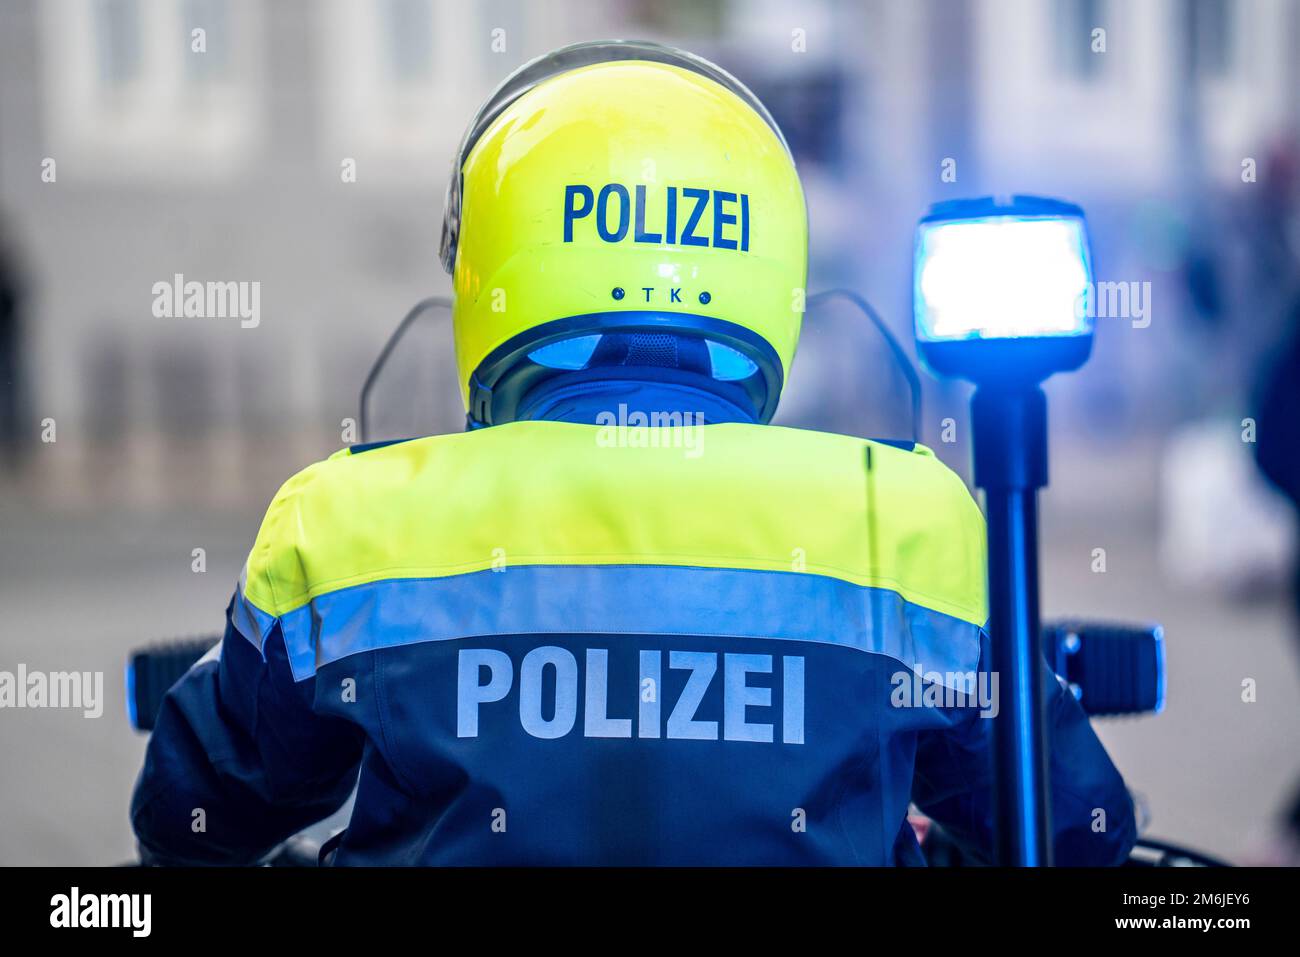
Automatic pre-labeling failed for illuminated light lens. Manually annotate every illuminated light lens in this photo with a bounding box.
[528,335,602,369]
[915,216,1093,342]
[706,340,758,381]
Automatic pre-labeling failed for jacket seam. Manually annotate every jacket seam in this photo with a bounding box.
[372,651,419,794]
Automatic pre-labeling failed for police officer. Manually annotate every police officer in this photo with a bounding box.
[132,41,1136,865]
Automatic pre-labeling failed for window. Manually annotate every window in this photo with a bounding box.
[181,0,232,84]
[1189,0,1231,79]
[383,0,435,84]
[93,0,142,88]
[1053,0,1105,81]
[42,0,261,179]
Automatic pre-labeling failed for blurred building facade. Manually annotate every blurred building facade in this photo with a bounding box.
[0,0,1296,506]
[1,0,1300,867]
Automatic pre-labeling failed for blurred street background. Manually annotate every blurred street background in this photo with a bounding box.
[1,0,1299,864]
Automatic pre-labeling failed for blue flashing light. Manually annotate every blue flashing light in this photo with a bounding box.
[125,659,138,729]
[915,214,1093,344]
[1152,624,1167,715]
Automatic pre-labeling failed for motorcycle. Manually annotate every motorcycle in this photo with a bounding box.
[125,295,1229,867]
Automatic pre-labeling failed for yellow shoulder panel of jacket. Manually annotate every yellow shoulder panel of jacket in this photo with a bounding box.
[238,421,988,627]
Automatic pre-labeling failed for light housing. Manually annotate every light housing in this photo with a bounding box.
[914,196,1094,385]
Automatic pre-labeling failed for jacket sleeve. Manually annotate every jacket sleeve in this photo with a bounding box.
[130,600,364,865]
[910,633,1138,866]
[131,467,364,865]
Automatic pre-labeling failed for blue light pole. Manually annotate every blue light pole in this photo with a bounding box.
[914,196,1095,866]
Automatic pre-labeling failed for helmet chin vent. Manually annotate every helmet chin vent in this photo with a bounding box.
[624,333,676,366]
[588,332,712,375]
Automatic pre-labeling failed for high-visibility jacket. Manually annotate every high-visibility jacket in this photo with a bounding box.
[131,420,1136,865]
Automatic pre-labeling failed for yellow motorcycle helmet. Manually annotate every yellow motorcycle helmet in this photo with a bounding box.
[440,40,808,426]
